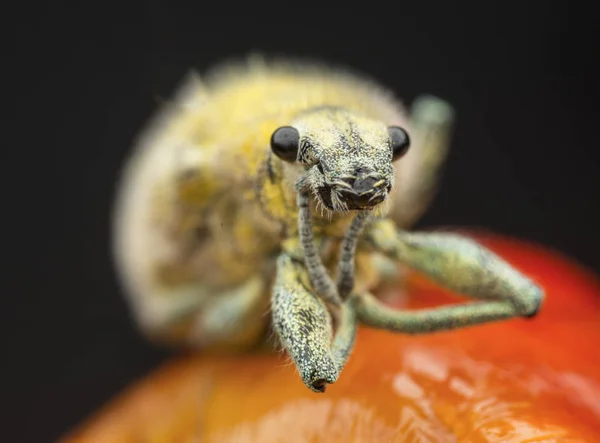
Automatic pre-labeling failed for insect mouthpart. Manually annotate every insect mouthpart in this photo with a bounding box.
[318,171,391,211]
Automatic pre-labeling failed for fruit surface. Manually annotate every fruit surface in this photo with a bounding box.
[61,232,600,442]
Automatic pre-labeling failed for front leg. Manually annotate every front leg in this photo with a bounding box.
[297,191,342,306]
[355,291,519,333]
[359,219,543,333]
[272,253,357,392]
[336,211,370,300]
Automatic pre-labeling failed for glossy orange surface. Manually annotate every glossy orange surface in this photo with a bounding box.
[62,233,600,442]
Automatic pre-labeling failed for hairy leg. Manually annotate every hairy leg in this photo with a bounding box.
[297,191,342,306]
[331,296,357,370]
[359,219,543,332]
[336,211,371,300]
[128,276,268,350]
[355,291,518,333]
[187,276,269,349]
[272,253,357,392]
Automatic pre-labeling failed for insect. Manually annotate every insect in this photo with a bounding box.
[112,55,543,393]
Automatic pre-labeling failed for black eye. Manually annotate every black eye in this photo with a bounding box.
[270,126,299,162]
[388,126,410,161]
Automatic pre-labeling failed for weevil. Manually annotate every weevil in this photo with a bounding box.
[112,55,543,392]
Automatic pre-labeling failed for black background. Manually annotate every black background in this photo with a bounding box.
[6,4,600,442]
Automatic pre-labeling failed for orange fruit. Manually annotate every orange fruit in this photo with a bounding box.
[61,232,600,442]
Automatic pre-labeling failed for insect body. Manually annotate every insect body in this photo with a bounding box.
[113,56,543,392]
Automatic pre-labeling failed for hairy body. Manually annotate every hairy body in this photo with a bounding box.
[113,55,542,392]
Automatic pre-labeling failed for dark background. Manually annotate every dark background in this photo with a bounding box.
[6,4,599,442]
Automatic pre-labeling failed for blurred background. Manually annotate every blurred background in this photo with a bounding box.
[5,4,599,442]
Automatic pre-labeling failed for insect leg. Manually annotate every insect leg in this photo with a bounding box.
[358,219,543,333]
[337,211,370,300]
[331,297,357,374]
[297,191,342,306]
[187,276,269,349]
[354,291,518,333]
[389,95,455,227]
[272,253,357,392]
[127,276,268,350]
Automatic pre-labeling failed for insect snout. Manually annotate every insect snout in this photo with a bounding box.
[338,170,390,209]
